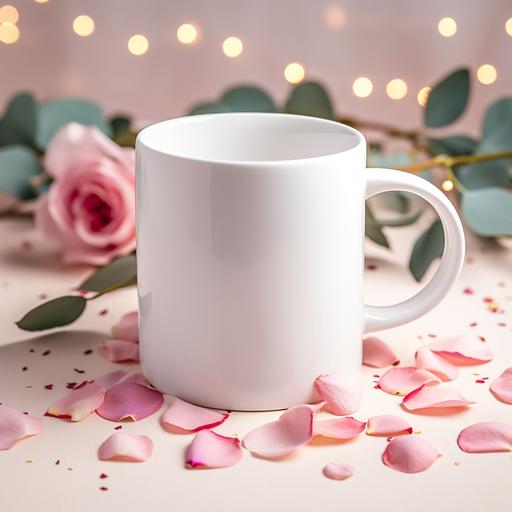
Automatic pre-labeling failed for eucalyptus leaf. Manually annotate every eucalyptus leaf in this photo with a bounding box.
[220,86,276,112]
[377,209,423,227]
[187,101,232,115]
[79,254,137,292]
[0,145,42,199]
[16,295,87,331]
[409,219,444,281]
[365,204,390,248]
[424,68,470,128]
[0,92,37,147]
[110,115,131,137]
[285,81,334,119]
[427,136,477,156]
[462,188,512,236]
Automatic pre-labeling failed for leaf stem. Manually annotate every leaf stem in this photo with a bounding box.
[87,276,137,300]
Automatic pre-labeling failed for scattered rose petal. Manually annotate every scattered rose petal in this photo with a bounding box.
[314,374,362,415]
[415,346,459,381]
[378,367,440,396]
[243,404,313,458]
[96,382,163,422]
[111,311,138,342]
[118,372,147,386]
[103,339,139,363]
[366,415,413,437]
[457,422,512,453]
[322,463,354,480]
[186,430,242,469]
[490,368,512,404]
[98,432,153,462]
[95,370,128,390]
[382,436,441,473]
[307,401,327,413]
[362,336,398,368]
[313,417,365,440]
[0,405,43,450]
[428,335,493,365]
[162,398,229,432]
[46,381,105,421]
[402,385,473,411]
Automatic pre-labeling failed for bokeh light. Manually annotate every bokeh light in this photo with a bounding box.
[441,179,454,192]
[34,0,50,3]
[0,5,19,24]
[386,79,408,100]
[177,23,198,44]
[438,17,457,37]
[506,18,512,36]
[72,15,95,37]
[476,64,497,85]
[128,34,149,56]
[222,36,243,57]
[417,86,431,107]
[0,22,19,44]
[323,4,346,31]
[352,77,373,98]
[284,62,305,84]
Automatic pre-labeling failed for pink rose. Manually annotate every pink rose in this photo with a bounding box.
[36,123,136,266]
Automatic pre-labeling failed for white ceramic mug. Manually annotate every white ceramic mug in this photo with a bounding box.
[136,113,465,411]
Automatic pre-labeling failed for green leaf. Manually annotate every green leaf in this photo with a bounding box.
[220,86,276,112]
[284,81,334,119]
[16,295,87,331]
[380,191,410,214]
[365,204,390,248]
[0,92,37,147]
[187,101,232,115]
[110,115,131,137]
[79,254,137,292]
[36,98,111,149]
[409,220,444,281]
[427,135,477,156]
[377,209,423,227]
[424,68,470,128]
[462,188,512,236]
[0,145,42,199]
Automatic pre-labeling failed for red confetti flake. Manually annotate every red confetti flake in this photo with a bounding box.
[392,360,400,366]
[21,240,32,251]
[42,350,51,356]
[29,348,35,353]
[99,309,108,316]
[373,384,381,389]
[373,374,380,378]
[99,473,108,479]
[23,411,28,415]
[55,460,60,465]
[73,368,85,374]
[366,264,378,271]
[38,293,48,300]
[114,425,122,430]
[427,333,437,338]
[475,379,485,384]
[44,384,54,390]
[469,322,477,327]
[478,336,486,342]
[83,349,93,355]
[463,287,474,295]
[483,297,494,303]
[99,486,108,491]
[386,437,393,442]
[66,382,77,389]
[78,289,88,296]
[22,366,28,371]
[73,380,92,390]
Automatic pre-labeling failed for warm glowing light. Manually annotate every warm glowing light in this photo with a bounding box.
[477,64,497,85]
[34,0,50,3]
[284,62,306,84]
[177,23,198,44]
[324,4,346,30]
[506,18,512,36]
[72,15,95,37]
[352,77,373,98]
[386,79,408,100]
[438,17,457,37]
[417,86,431,107]
[222,36,243,57]
[0,5,19,24]
[441,179,454,192]
[128,34,149,55]
[0,22,19,44]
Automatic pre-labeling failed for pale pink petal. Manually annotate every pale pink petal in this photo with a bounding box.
[95,369,128,390]
[308,401,327,413]
[111,311,138,342]
[98,432,153,462]
[102,338,139,362]
[46,381,105,421]
[490,368,512,404]
[186,430,242,469]
[322,463,354,480]
[162,398,229,432]
[243,404,313,458]
[415,347,459,381]
[378,367,440,396]
[363,336,398,368]
[119,372,147,386]
[96,382,164,422]
[428,335,493,365]
[402,385,473,411]
[0,405,43,450]
[457,422,512,453]
[382,436,441,473]
[313,417,366,440]
[314,374,362,416]
[366,415,413,437]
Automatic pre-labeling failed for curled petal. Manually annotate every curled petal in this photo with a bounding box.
[111,311,138,342]
[363,336,398,368]
[402,385,473,411]
[103,339,139,363]
[314,374,362,416]
[308,401,327,413]
[415,347,459,381]
[0,405,43,450]
[457,422,512,453]
[96,382,164,422]
[428,335,493,365]
[382,436,441,473]
[378,367,440,396]
[119,372,147,386]
[366,415,413,437]
[186,430,242,469]
[46,381,105,421]
[95,370,128,390]
[243,404,313,458]
[162,398,229,432]
[313,417,365,440]
[322,463,354,480]
[98,432,153,462]
[490,368,512,404]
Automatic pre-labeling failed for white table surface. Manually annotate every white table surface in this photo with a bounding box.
[0,215,510,512]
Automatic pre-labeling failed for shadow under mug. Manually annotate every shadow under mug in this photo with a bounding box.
[135,113,465,411]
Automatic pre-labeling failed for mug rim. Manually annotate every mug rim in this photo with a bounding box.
[136,112,365,166]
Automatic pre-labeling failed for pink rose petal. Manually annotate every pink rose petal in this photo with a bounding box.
[415,347,459,381]
[322,463,354,480]
[243,404,313,458]
[118,372,147,386]
[103,339,139,363]
[95,370,128,390]
[402,385,473,411]
[366,415,413,437]
[46,381,105,421]
[111,311,138,342]
[162,398,229,432]
[186,430,242,469]
[314,374,362,416]
[96,382,164,422]
[428,335,493,365]
[457,422,512,453]
[98,432,153,462]
[313,417,366,440]
[0,405,43,450]
[363,336,398,368]
[378,367,440,396]
[490,368,512,404]
[382,436,441,473]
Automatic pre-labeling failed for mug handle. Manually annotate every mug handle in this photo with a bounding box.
[364,168,465,333]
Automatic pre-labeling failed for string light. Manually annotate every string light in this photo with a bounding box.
[441,179,454,192]
[34,0,50,3]
[0,5,18,23]
[417,86,431,107]
[437,17,457,37]
[128,34,149,56]
[323,4,346,31]
[506,18,512,36]
[352,77,373,98]
[476,64,497,85]
[0,22,19,44]
[386,79,407,100]
[72,15,95,37]
[284,62,305,84]
[222,36,243,57]
[177,23,198,44]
